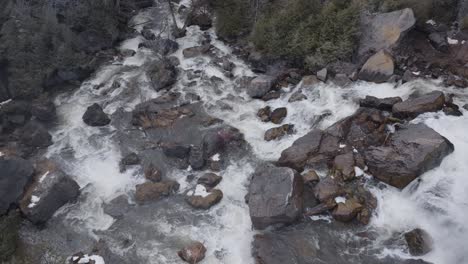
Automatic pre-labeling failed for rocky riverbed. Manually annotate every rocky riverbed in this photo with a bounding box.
[1,0,468,264]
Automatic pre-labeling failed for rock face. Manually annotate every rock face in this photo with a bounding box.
[247,75,276,98]
[359,8,416,56]
[147,59,178,91]
[365,123,454,188]
[82,103,110,126]
[20,166,80,225]
[0,156,34,215]
[392,91,446,119]
[248,164,303,230]
[359,96,402,111]
[404,228,433,256]
[178,241,206,263]
[358,50,394,83]
[135,180,179,203]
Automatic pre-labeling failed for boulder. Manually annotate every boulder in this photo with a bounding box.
[359,8,416,56]
[135,180,179,203]
[20,166,80,225]
[178,241,206,263]
[186,185,223,209]
[277,130,323,171]
[82,103,110,126]
[257,106,271,122]
[288,91,307,102]
[428,32,449,53]
[31,97,56,122]
[182,44,211,58]
[333,152,355,181]
[302,170,319,185]
[197,173,222,188]
[392,91,445,119]
[359,95,402,111]
[103,195,131,219]
[19,121,53,148]
[186,12,212,30]
[304,200,336,216]
[358,50,394,83]
[302,75,319,86]
[147,59,177,91]
[248,164,303,229]
[270,107,287,124]
[120,152,140,166]
[141,28,156,40]
[247,75,276,98]
[314,176,343,203]
[188,145,205,170]
[316,68,327,82]
[365,123,454,188]
[0,211,20,262]
[0,156,34,215]
[144,164,162,182]
[264,124,294,141]
[332,198,363,222]
[404,228,433,256]
[162,143,191,159]
[261,90,281,101]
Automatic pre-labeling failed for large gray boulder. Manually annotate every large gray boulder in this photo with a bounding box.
[359,8,416,56]
[392,91,446,119]
[248,164,303,230]
[358,50,394,83]
[247,75,276,98]
[20,164,80,225]
[277,130,323,171]
[0,156,34,215]
[365,123,454,189]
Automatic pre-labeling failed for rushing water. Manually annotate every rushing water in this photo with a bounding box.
[21,1,468,263]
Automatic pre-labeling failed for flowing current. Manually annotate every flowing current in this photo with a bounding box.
[24,1,468,263]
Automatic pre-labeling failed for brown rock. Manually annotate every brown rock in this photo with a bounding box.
[257,106,271,122]
[314,177,343,203]
[332,198,363,222]
[197,173,222,188]
[404,228,433,256]
[186,188,223,209]
[302,170,319,185]
[178,241,207,263]
[333,152,355,181]
[264,124,294,141]
[392,91,446,119]
[144,164,162,182]
[270,107,287,124]
[135,180,179,203]
[302,75,319,86]
[358,50,394,83]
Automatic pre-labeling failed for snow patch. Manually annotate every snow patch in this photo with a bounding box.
[0,99,12,106]
[39,171,50,183]
[28,195,40,208]
[77,255,105,264]
[426,19,436,26]
[339,144,346,148]
[211,153,220,161]
[354,167,364,177]
[335,196,347,204]
[448,37,459,45]
[190,184,211,198]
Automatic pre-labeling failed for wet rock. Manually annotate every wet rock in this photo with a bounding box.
[332,198,363,222]
[19,121,53,148]
[392,91,445,119]
[144,164,162,182]
[404,228,433,256]
[248,164,303,229]
[135,180,179,203]
[359,8,416,56]
[464,104,468,111]
[314,176,343,203]
[443,105,463,116]
[121,152,140,166]
[20,164,80,225]
[197,173,222,188]
[202,127,243,158]
[302,170,320,185]
[31,97,56,122]
[332,74,351,87]
[182,44,211,58]
[264,124,294,141]
[141,28,156,40]
[0,211,20,262]
[358,50,394,83]
[317,68,328,82]
[82,103,110,126]
[288,91,307,102]
[186,12,212,30]
[257,106,271,122]
[247,75,276,98]
[304,200,336,216]
[429,32,449,53]
[178,241,206,263]
[140,38,179,56]
[0,156,34,214]
[162,143,191,159]
[333,152,355,181]
[402,70,415,83]
[120,49,136,57]
[359,95,402,111]
[365,123,454,188]
[189,145,205,170]
[186,186,223,209]
[103,195,131,219]
[277,130,323,171]
[261,90,281,101]
[302,75,319,86]
[270,107,287,124]
[147,59,177,91]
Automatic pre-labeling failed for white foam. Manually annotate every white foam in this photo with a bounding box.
[448,37,459,45]
[28,195,40,208]
[335,196,347,204]
[77,254,105,264]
